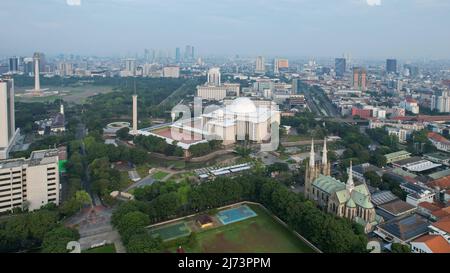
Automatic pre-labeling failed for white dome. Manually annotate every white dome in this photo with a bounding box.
[228,97,257,114]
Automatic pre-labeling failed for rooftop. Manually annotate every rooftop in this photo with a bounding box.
[378,200,416,217]
[431,216,450,233]
[378,214,429,242]
[412,235,450,253]
[384,150,411,161]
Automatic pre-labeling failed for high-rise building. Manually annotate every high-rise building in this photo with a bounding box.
[124,58,136,76]
[353,67,367,91]
[0,149,60,213]
[207,68,221,86]
[175,47,181,63]
[8,57,19,73]
[386,59,397,74]
[23,58,34,76]
[273,59,288,74]
[255,56,265,74]
[335,58,346,78]
[431,91,450,113]
[37,52,46,73]
[0,78,18,160]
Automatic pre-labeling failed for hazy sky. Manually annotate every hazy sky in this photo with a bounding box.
[1,0,450,59]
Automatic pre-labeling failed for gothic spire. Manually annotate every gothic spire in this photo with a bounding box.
[346,161,355,192]
[309,138,315,167]
[322,137,328,166]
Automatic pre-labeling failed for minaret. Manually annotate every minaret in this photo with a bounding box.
[346,161,355,193]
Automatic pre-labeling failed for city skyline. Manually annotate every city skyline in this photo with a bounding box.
[1,0,450,59]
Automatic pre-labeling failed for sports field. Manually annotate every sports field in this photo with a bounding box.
[150,222,191,242]
[166,204,315,253]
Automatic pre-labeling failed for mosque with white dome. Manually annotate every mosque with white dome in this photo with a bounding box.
[172,97,281,146]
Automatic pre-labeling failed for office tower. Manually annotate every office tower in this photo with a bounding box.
[255,56,265,74]
[353,67,367,91]
[163,66,180,78]
[175,47,181,63]
[124,58,136,76]
[386,59,397,74]
[335,58,346,78]
[132,94,138,134]
[292,78,299,94]
[0,78,18,160]
[207,68,221,86]
[0,149,60,213]
[23,58,34,76]
[8,57,19,73]
[274,59,279,74]
[191,46,195,60]
[58,62,73,77]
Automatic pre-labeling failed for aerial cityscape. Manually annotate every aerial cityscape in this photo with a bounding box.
[1,0,450,259]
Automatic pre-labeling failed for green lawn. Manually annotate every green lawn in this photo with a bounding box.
[152,171,169,180]
[166,204,314,253]
[83,244,116,253]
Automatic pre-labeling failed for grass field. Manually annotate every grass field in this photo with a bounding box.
[152,171,169,180]
[15,85,114,104]
[166,204,314,253]
[83,244,116,253]
[150,222,191,241]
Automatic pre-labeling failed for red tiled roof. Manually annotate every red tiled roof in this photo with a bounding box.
[428,132,450,145]
[432,207,450,220]
[431,216,450,233]
[418,202,443,212]
[413,235,450,253]
[428,176,450,190]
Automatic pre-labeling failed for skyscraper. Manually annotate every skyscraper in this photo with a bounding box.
[386,59,397,74]
[8,57,19,73]
[207,68,221,86]
[255,56,265,74]
[353,67,367,91]
[184,45,194,61]
[124,58,136,76]
[0,78,18,160]
[335,58,346,78]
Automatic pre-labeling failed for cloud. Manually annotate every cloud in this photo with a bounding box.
[67,0,81,6]
[366,0,381,6]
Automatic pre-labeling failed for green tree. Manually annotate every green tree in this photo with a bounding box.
[41,227,80,253]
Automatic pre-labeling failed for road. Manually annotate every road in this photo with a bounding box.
[124,175,156,192]
[75,123,101,206]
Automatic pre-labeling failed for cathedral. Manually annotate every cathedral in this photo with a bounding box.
[304,139,382,233]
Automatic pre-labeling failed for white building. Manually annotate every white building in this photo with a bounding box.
[255,56,265,74]
[411,235,450,253]
[196,68,240,101]
[0,78,19,160]
[207,67,221,86]
[0,149,60,213]
[399,98,420,114]
[431,91,450,113]
[163,66,180,78]
[139,98,280,150]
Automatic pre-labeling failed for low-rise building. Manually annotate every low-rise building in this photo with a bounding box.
[410,235,450,253]
[428,132,450,152]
